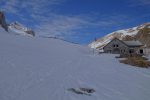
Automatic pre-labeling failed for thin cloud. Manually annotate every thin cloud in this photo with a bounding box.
[35,15,91,37]
[35,13,132,38]
[0,0,140,41]
[1,0,65,21]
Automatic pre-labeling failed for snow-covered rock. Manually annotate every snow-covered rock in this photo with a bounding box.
[0,11,35,37]
[8,22,35,36]
[0,28,150,100]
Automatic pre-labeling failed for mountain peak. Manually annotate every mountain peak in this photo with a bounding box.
[0,11,35,37]
[8,22,35,37]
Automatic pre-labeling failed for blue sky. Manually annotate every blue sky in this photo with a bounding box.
[0,0,150,44]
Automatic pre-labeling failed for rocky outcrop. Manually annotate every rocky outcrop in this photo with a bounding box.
[0,11,35,37]
[135,24,150,47]
[25,30,35,36]
[0,11,8,31]
[122,35,135,41]
[122,23,150,47]
[8,21,36,37]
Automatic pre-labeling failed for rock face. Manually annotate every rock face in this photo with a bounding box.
[134,24,150,47]
[0,11,8,31]
[122,23,150,47]
[89,23,150,49]
[25,30,35,36]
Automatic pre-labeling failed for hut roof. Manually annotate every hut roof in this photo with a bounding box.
[123,40,143,47]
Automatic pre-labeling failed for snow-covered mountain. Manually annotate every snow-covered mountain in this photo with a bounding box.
[89,23,150,49]
[8,22,35,36]
[1,24,150,100]
[0,11,35,37]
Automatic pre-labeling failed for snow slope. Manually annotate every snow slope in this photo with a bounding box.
[0,28,150,100]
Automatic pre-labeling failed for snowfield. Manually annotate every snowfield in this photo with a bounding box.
[0,28,150,100]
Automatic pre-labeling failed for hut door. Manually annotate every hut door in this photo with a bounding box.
[113,48,120,54]
[129,49,134,54]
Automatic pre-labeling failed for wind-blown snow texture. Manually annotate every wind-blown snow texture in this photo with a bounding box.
[0,27,150,100]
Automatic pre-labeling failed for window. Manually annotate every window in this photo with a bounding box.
[139,49,143,54]
[113,44,119,48]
